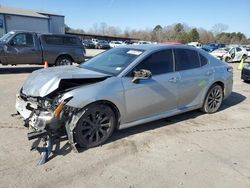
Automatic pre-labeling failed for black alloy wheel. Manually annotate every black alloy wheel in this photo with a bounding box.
[74,104,116,148]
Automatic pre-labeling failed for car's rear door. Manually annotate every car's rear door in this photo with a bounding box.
[173,48,211,109]
[235,47,243,61]
[122,49,180,123]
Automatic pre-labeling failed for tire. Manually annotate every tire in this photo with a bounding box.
[201,84,223,114]
[74,104,116,148]
[242,55,247,61]
[224,57,231,63]
[55,56,72,66]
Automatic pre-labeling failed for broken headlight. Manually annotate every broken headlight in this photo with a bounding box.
[53,94,73,118]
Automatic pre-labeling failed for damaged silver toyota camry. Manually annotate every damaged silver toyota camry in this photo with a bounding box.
[15,45,233,164]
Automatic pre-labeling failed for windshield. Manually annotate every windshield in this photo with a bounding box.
[0,32,14,44]
[80,48,144,76]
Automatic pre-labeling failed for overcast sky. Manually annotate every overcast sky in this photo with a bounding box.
[1,0,250,37]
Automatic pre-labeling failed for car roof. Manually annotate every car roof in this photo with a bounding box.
[120,44,191,51]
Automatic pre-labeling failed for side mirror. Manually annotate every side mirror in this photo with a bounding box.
[132,69,152,84]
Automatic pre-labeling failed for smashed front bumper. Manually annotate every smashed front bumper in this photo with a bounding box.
[15,93,69,165]
[15,91,84,165]
[16,94,59,131]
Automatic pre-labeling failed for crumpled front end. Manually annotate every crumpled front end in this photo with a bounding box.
[16,90,63,130]
[14,66,110,165]
[15,89,79,165]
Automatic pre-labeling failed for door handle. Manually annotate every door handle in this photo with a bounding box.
[168,77,178,83]
[206,70,214,76]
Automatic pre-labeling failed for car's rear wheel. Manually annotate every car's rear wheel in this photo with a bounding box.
[201,84,223,113]
[242,55,247,61]
[55,56,72,66]
[74,104,116,148]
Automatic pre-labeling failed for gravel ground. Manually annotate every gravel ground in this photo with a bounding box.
[0,60,250,188]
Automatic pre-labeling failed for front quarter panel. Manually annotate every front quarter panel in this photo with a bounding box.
[65,77,126,118]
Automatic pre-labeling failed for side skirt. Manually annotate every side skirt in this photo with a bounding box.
[118,105,201,130]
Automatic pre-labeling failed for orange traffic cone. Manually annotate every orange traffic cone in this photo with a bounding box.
[44,61,49,69]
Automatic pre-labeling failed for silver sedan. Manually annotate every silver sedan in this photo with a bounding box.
[16,45,233,163]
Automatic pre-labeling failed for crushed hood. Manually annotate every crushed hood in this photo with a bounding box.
[22,66,109,97]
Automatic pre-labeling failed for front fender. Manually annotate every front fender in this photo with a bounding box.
[65,77,126,120]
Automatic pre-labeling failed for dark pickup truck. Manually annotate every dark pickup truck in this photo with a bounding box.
[0,31,85,66]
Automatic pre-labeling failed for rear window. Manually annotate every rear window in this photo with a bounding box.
[199,53,208,66]
[174,49,200,71]
[43,35,81,46]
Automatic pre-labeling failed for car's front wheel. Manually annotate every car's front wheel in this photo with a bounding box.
[201,84,223,113]
[224,57,231,63]
[74,104,116,148]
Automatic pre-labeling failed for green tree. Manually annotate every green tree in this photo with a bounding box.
[174,23,184,34]
[153,25,163,32]
[189,28,199,42]
[152,25,163,42]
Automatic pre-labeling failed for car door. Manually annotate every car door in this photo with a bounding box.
[122,49,180,123]
[5,33,42,64]
[174,48,211,109]
[235,47,243,61]
[229,48,236,61]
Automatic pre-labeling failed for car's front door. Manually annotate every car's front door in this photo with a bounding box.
[122,49,179,123]
[173,48,211,109]
[5,33,42,64]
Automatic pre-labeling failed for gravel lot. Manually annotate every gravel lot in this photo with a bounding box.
[0,56,250,187]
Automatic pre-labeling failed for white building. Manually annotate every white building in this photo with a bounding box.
[0,6,65,36]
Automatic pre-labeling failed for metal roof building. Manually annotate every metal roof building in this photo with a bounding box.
[0,6,65,36]
[66,31,139,42]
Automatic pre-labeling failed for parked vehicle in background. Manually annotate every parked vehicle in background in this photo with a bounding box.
[241,63,250,82]
[242,45,250,56]
[0,30,85,66]
[210,47,230,60]
[202,44,217,52]
[124,40,134,45]
[109,41,125,48]
[82,39,95,49]
[96,40,110,49]
[16,44,233,164]
[188,42,202,48]
[202,43,226,52]
[221,47,248,63]
[133,41,152,45]
[91,38,99,46]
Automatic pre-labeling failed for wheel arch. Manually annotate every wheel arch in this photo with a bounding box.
[202,80,225,105]
[55,54,74,65]
[81,100,121,129]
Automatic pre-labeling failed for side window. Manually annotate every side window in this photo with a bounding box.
[134,49,174,75]
[236,47,242,52]
[43,35,63,45]
[64,37,81,45]
[11,33,34,46]
[174,49,200,71]
[199,53,208,66]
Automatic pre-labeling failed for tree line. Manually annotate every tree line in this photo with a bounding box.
[65,22,250,45]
